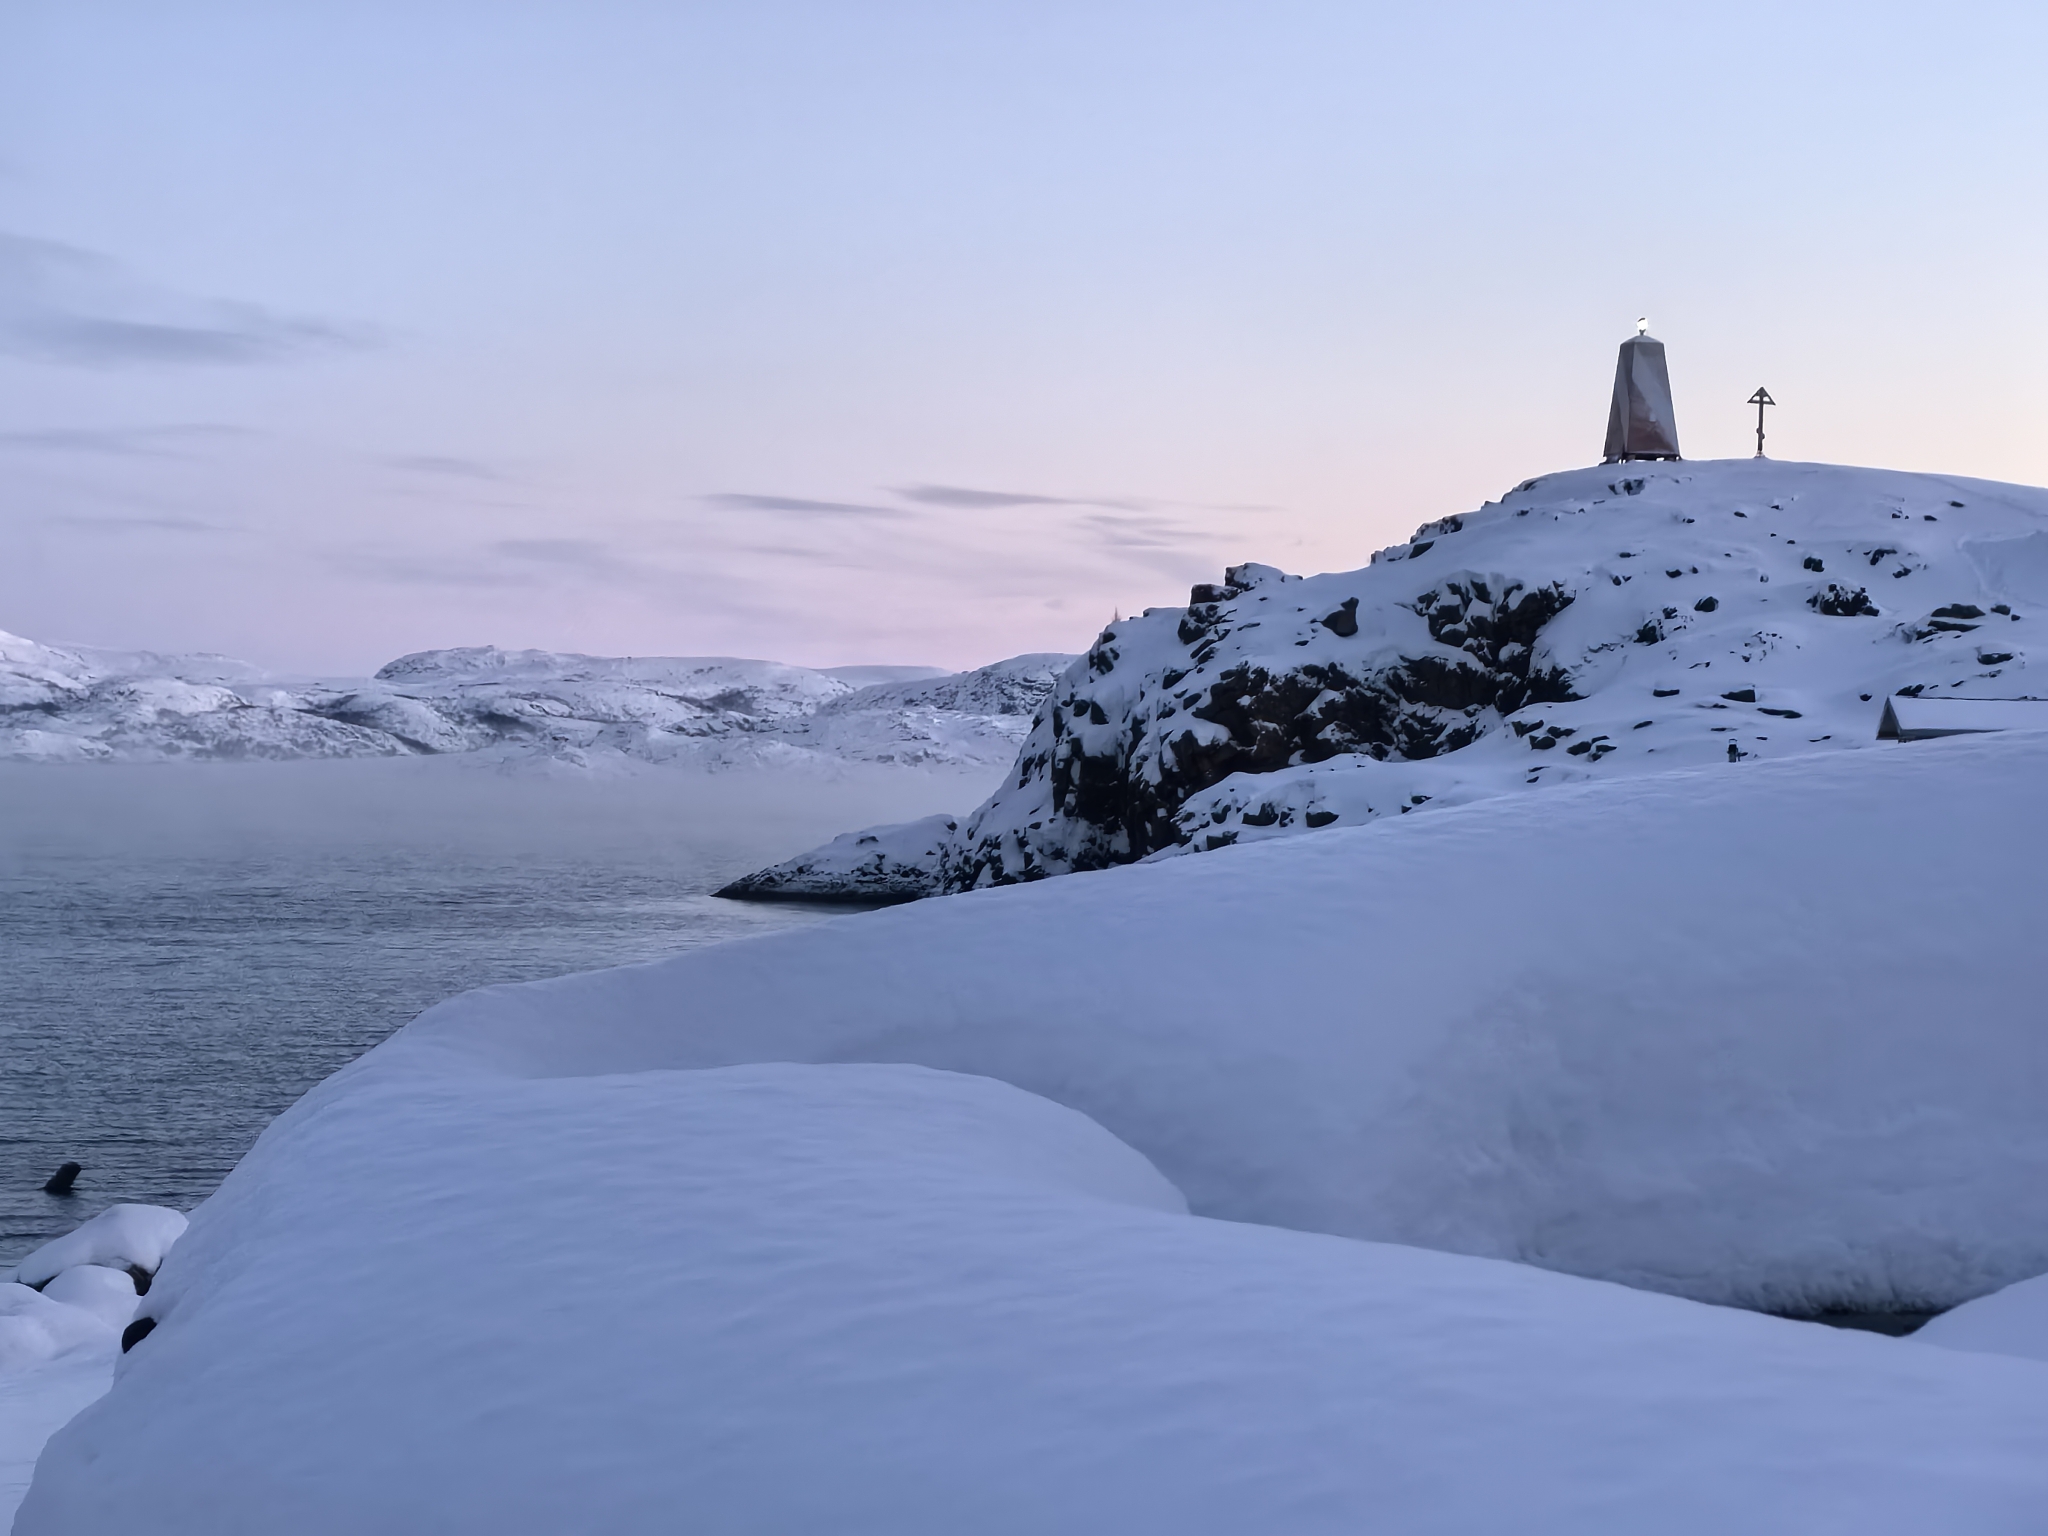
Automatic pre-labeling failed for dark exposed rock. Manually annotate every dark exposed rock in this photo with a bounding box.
[934,566,1582,890]
[121,1316,156,1352]
[1932,604,1986,620]
[42,1161,82,1196]
[1722,689,1756,703]
[1694,596,1719,612]
[1809,586,1880,617]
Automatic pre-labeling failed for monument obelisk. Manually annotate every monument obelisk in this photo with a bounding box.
[1602,319,1681,463]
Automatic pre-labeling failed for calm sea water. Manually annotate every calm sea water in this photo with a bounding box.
[0,758,994,1267]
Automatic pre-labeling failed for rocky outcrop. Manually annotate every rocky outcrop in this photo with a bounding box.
[934,554,1586,889]
[715,813,961,905]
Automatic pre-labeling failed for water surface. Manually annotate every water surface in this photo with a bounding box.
[0,758,992,1265]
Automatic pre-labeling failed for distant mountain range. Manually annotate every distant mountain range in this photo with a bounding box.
[0,634,1074,771]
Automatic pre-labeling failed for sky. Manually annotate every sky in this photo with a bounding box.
[2,1,2044,675]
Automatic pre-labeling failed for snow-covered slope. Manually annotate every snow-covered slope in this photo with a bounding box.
[0,636,1073,771]
[296,729,2048,1312]
[24,1064,2048,1536]
[19,696,2046,1530]
[1918,1272,2048,1365]
[736,459,2045,897]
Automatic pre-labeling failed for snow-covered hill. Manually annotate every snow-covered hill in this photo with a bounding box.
[0,635,1073,771]
[733,458,2047,897]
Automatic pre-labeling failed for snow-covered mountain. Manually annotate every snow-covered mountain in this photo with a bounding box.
[0,635,1073,771]
[731,458,2047,898]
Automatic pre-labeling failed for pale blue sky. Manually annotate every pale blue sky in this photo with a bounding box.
[2,2,2042,672]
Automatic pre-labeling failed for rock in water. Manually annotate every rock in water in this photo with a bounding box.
[42,1162,82,1196]
[716,814,959,904]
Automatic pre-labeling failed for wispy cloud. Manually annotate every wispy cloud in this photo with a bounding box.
[702,492,913,520]
[895,483,1148,511]
[0,232,370,368]
[896,484,1078,510]
[1075,509,1205,549]
[335,535,665,591]
[0,424,248,457]
[383,454,506,482]
[46,511,224,533]
[492,538,628,571]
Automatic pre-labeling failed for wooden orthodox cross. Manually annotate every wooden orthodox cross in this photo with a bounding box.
[1747,387,1775,458]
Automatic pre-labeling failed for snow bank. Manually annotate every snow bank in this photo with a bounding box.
[362,728,2048,1314]
[0,1289,114,1376]
[0,1351,116,1529]
[23,1065,2048,1534]
[1918,1272,2048,1364]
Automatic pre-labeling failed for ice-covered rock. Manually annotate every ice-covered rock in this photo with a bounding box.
[916,460,2045,889]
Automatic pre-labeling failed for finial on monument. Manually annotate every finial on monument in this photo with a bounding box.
[1602,323,1681,464]
[1747,387,1775,458]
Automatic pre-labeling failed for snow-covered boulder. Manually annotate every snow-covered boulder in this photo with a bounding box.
[921,459,2045,889]
[4,1206,188,1292]
[0,1207,176,1377]
[22,1064,2048,1534]
[35,1269,139,1335]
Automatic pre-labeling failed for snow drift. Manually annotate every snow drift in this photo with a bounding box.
[342,728,2048,1315]
[22,1066,2048,1535]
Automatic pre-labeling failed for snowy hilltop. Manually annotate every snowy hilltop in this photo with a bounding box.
[0,634,1073,771]
[730,458,2046,898]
